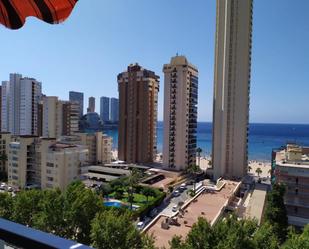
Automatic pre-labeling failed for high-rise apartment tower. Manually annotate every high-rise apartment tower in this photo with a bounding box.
[69,91,84,118]
[212,0,253,179]
[1,74,42,136]
[87,97,95,113]
[163,56,198,171]
[118,64,159,163]
[110,97,119,123]
[100,96,110,122]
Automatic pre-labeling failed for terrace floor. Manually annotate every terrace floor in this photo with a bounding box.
[146,181,239,248]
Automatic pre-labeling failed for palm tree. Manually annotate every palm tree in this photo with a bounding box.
[126,169,141,210]
[196,147,202,167]
[256,167,262,177]
[186,164,201,195]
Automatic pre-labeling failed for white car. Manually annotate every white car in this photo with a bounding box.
[179,183,187,191]
[137,221,145,230]
[173,190,180,197]
[172,205,178,212]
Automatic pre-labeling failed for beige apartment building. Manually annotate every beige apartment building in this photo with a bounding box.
[163,56,198,171]
[7,136,88,190]
[118,64,159,163]
[43,96,79,138]
[41,142,88,191]
[273,144,309,227]
[212,0,253,180]
[8,136,41,188]
[61,132,112,164]
[0,132,12,176]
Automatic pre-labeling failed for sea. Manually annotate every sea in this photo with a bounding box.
[104,122,309,162]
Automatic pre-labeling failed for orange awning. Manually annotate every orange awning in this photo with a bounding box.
[0,0,78,29]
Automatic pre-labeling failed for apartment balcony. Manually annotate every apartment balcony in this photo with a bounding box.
[0,218,92,249]
[285,198,309,208]
[188,124,197,129]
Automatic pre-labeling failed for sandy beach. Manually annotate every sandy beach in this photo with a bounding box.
[111,150,271,178]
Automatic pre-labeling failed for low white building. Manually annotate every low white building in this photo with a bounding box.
[7,137,88,190]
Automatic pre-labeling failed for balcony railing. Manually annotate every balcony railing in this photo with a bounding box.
[0,218,93,249]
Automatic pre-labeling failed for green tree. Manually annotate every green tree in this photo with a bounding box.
[141,234,157,249]
[114,187,124,200]
[213,215,257,249]
[169,215,258,249]
[253,222,280,249]
[264,184,288,243]
[91,209,143,249]
[169,235,186,249]
[186,164,201,195]
[11,189,43,226]
[110,178,125,191]
[282,224,309,249]
[125,169,142,210]
[256,167,262,177]
[185,217,214,249]
[141,187,156,203]
[99,183,112,198]
[0,192,13,219]
[62,181,102,245]
[33,188,66,237]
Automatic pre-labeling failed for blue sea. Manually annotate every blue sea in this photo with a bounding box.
[104,122,309,162]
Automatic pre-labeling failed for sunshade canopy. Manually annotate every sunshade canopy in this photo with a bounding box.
[0,0,78,29]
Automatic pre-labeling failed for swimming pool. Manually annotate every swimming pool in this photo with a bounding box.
[103,200,139,210]
[104,201,125,208]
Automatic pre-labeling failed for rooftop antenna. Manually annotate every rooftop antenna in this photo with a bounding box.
[176,52,179,56]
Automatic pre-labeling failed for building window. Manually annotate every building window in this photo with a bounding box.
[47,163,54,168]
[294,207,298,214]
[47,177,54,182]
[295,188,298,195]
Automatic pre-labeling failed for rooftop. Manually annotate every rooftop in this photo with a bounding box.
[275,144,309,168]
[146,180,239,248]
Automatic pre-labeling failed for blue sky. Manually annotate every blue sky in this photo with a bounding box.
[0,0,308,123]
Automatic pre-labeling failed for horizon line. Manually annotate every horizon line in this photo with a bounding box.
[157,120,309,125]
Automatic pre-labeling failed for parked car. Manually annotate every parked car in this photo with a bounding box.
[150,208,158,218]
[172,205,178,212]
[173,190,180,197]
[179,183,187,191]
[137,222,145,230]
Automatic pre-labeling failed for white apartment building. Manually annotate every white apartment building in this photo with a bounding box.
[7,137,88,190]
[61,132,113,164]
[163,56,198,171]
[8,136,41,188]
[212,0,253,179]
[1,74,42,136]
[41,142,88,191]
[43,96,79,138]
[273,144,309,227]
